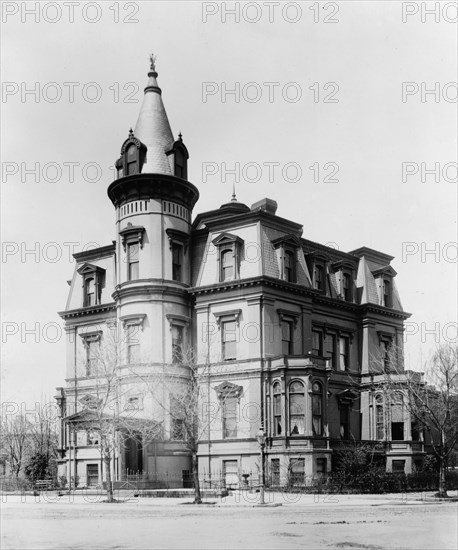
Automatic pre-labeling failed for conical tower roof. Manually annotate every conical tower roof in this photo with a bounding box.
[134,55,174,175]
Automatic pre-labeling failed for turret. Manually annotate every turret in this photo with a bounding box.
[107,55,199,365]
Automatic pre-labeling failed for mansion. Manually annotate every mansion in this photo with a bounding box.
[55,58,427,490]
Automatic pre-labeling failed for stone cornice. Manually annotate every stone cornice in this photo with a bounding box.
[73,244,115,262]
[58,302,116,319]
[112,280,189,301]
[107,173,199,210]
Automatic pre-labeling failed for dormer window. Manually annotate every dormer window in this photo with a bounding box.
[221,249,233,280]
[166,135,189,180]
[126,144,137,175]
[212,233,244,283]
[115,129,147,179]
[343,273,351,301]
[272,234,301,284]
[372,265,397,308]
[284,250,295,282]
[314,265,324,291]
[77,263,105,308]
[332,261,356,302]
[85,278,95,307]
[383,279,391,308]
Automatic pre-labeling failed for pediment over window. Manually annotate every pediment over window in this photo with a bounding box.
[377,330,394,345]
[166,229,190,253]
[305,250,330,261]
[212,232,244,247]
[372,265,397,277]
[214,381,243,399]
[276,308,300,327]
[79,394,102,410]
[331,260,357,271]
[77,263,105,276]
[335,389,359,407]
[119,313,146,329]
[272,234,302,248]
[166,313,191,326]
[213,309,242,327]
[119,223,145,250]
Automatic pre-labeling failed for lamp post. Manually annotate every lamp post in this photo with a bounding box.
[256,425,266,505]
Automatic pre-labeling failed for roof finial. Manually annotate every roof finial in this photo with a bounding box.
[129,127,134,137]
[149,53,157,72]
[178,132,183,141]
[231,183,237,202]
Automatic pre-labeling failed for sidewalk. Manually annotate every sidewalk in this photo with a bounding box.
[4,489,457,507]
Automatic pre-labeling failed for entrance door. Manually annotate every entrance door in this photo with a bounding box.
[87,464,99,487]
[223,460,238,489]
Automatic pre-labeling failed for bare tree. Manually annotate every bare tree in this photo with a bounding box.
[129,348,224,504]
[70,323,143,502]
[0,412,31,480]
[383,342,458,497]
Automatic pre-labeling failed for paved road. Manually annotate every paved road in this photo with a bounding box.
[1,493,457,549]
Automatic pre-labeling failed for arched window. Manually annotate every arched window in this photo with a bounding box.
[126,144,137,175]
[85,278,95,307]
[221,249,234,281]
[375,394,384,440]
[289,381,305,435]
[273,382,282,436]
[311,382,323,436]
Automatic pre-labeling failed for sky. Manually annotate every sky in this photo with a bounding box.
[1,0,457,407]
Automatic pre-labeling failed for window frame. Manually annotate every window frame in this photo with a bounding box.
[221,248,235,282]
[339,403,350,440]
[221,319,237,361]
[119,314,145,366]
[272,381,282,436]
[281,319,294,356]
[378,331,394,372]
[312,329,323,356]
[272,235,301,284]
[115,130,147,179]
[375,394,385,440]
[166,229,189,283]
[119,224,145,282]
[77,263,105,308]
[288,380,306,436]
[80,331,102,377]
[311,381,324,436]
[391,392,405,441]
[314,264,325,291]
[171,242,183,282]
[212,233,244,283]
[127,241,140,281]
[171,324,184,364]
[338,334,350,371]
[222,395,238,439]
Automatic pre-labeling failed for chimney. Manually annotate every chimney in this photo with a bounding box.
[251,198,278,215]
